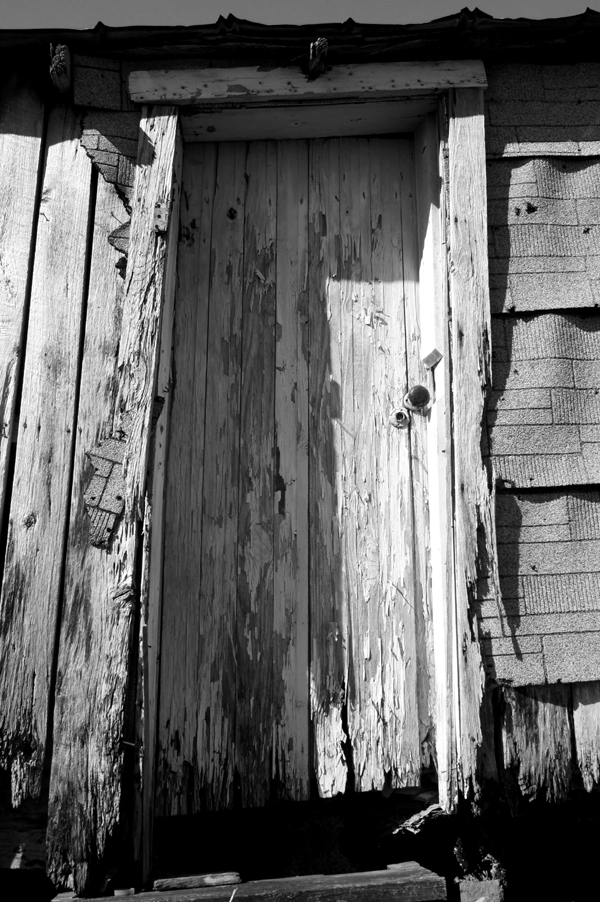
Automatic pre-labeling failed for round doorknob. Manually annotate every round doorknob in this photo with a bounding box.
[404,384,430,411]
[389,408,410,429]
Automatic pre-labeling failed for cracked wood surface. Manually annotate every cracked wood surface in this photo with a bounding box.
[448,88,500,796]
[0,104,92,805]
[158,136,425,811]
[0,69,45,530]
[46,175,127,891]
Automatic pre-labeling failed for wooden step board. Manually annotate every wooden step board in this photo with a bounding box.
[81,864,446,902]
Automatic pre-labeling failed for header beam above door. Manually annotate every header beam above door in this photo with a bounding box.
[129,60,487,106]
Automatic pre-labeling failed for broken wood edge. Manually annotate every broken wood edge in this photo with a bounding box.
[139,120,183,885]
[128,60,487,105]
[448,87,501,801]
[414,109,455,809]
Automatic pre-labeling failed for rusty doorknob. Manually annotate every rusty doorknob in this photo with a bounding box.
[389,408,410,429]
[404,384,431,411]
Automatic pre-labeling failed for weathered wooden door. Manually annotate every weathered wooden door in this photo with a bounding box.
[156,135,428,815]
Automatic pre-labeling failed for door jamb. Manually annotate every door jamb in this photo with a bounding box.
[129,63,497,881]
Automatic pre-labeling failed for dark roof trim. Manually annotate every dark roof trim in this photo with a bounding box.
[2,8,600,63]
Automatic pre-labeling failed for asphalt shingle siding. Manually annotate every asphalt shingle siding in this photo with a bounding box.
[484,63,600,685]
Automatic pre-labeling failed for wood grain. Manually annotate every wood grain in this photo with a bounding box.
[448,88,500,797]
[413,113,454,807]
[140,124,183,872]
[196,142,247,809]
[273,140,310,799]
[157,142,216,816]
[85,862,446,902]
[397,139,435,777]
[0,70,45,528]
[46,174,127,891]
[500,684,572,801]
[308,139,348,797]
[572,681,600,791]
[236,140,277,805]
[0,104,92,805]
[129,60,487,104]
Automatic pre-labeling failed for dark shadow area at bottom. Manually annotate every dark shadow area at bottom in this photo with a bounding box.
[152,780,452,887]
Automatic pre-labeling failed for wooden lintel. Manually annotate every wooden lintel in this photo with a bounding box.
[129,60,487,106]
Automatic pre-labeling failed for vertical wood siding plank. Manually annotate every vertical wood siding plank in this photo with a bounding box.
[378,139,421,786]
[572,681,600,792]
[197,142,247,809]
[273,140,310,800]
[0,104,92,805]
[47,108,180,894]
[397,139,435,777]
[501,685,572,801]
[0,71,45,525]
[309,139,348,797]
[139,126,183,869]
[448,88,499,796]
[236,141,277,806]
[157,143,215,816]
[46,176,127,890]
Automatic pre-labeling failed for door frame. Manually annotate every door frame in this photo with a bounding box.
[123,62,499,881]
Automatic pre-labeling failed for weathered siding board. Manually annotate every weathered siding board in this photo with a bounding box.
[156,143,215,817]
[46,175,127,891]
[308,139,348,797]
[140,125,183,874]
[572,681,600,792]
[0,70,45,528]
[273,140,310,799]
[448,88,499,793]
[489,313,600,487]
[0,104,93,805]
[236,141,277,806]
[500,684,573,801]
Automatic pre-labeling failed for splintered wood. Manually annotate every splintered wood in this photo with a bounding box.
[0,104,93,804]
[158,136,428,811]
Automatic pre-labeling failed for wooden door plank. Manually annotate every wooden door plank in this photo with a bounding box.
[196,142,247,809]
[0,71,45,526]
[341,137,390,790]
[309,139,348,797]
[448,88,499,796]
[236,140,277,805]
[156,143,216,816]
[273,140,310,800]
[376,139,421,786]
[397,139,435,776]
[46,175,127,889]
[0,104,92,805]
